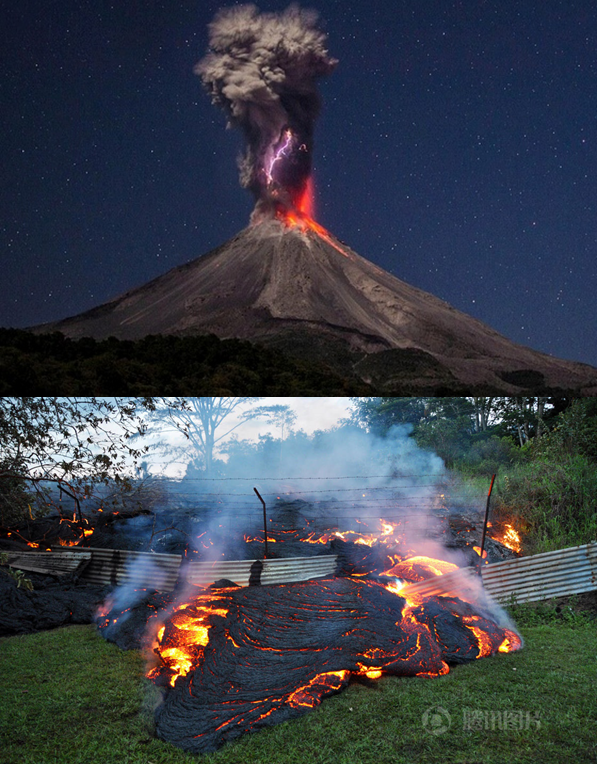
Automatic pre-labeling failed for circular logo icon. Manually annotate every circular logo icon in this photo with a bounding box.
[422,706,451,735]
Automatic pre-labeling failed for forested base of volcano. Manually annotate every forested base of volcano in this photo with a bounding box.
[0,329,371,396]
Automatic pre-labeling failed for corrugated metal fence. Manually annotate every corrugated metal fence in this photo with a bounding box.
[9,542,597,602]
[400,542,597,604]
[186,556,338,588]
[59,546,183,591]
[480,542,596,604]
[50,546,338,591]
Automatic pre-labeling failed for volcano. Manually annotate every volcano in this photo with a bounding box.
[29,4,595,394]
[33,215,595,394]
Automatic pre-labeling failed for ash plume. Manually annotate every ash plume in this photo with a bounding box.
[195,4,336,219]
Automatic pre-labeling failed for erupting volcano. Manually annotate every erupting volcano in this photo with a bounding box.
[31,4,596,394]
[194,4,336,224]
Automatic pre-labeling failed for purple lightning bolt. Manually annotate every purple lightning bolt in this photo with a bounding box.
[265,129,294,184]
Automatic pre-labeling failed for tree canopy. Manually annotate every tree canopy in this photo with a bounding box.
[347,397,589,472]
[138,398,296,478]
[0,397,175,523]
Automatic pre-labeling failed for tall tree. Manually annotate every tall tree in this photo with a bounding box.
[154,398,295,477]
[0,397,169,521]
[270,405,297,441]
[495,397,552,446]
[348,397,476,435]
[348,398,430,434]
[469,397,499,432]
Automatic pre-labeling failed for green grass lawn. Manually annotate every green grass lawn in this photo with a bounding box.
[0,621,595,764]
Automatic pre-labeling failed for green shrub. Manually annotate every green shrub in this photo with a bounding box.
[458,435,521,476]
[505,594,596,628]
[532,398,597,462]
[495,453,597,554]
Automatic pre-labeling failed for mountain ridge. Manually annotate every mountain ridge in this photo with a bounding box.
[31,219,596,395]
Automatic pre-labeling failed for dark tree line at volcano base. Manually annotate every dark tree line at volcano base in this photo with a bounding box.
[0,329,370,395]
[0,329,572,395]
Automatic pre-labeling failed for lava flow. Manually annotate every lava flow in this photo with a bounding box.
[123,524,524,756]
[141,573,520,754]
[245,517,404,548]
[91,489,523,754]
[5,514,95,550]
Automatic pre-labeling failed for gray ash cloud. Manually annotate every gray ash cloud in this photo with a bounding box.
[195,4,336,214]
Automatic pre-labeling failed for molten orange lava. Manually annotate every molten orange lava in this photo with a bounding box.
[96,597,114,620]
[243,533,277,543]
[146,512,525,702]
[276,179,350,259]
[355,662,384,679]
[383,578,405,597]
[58,538,80,547]
[288,670,349,709]
[297,177,315,218]
[148,591,230,687]
[462,615,495,659]
[499,630,523,652]
[146,572,523,702]
[244,519,407,549]
[382,555,459,581]
[308,520,403,548]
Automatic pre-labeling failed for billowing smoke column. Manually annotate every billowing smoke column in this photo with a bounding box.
[195,4,337,221]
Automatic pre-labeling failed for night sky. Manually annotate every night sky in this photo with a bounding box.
[2,1,595,365]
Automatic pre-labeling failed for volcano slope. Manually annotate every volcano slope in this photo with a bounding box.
[33,218,595,394]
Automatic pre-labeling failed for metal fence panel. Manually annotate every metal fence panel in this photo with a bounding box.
[186,555,337,588]
[25,541,596,604]
[480,542,596,603]
[54,546,182,592]
[7,550,92,577]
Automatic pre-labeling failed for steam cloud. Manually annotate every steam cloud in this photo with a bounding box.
[195,4,336,217]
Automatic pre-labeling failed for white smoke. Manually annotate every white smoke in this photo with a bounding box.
[99,555,170,640]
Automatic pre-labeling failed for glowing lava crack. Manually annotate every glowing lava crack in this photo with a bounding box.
[145,577,520,754]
